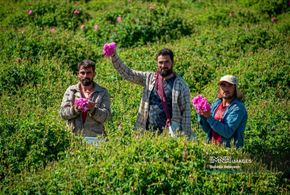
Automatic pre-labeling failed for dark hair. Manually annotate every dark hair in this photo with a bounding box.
[77,60,96,72]
[156,48,174,63]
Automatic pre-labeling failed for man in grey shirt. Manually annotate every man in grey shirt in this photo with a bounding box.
[60,60,111,144]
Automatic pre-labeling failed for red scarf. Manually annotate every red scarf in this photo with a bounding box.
[212,103,228,144]
[155,72,171,128]
[82,111,88,125]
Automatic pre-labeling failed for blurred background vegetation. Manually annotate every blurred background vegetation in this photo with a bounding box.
[0,0,289,193]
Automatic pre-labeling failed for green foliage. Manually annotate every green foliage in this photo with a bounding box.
[245,100,290,166]
[1,132,288,193]
[0,113,71,182]
[239,0,289,16]
[84,6,193,47]
[0,29,101,72]
[0,0,289,193]
[236,46,290,100]
[0,62,43,95]
[4,0,91,30]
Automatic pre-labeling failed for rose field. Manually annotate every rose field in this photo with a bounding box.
[0,0,289,193]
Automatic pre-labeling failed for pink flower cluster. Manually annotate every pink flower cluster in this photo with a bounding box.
[73,9,80,15]
[103,42,116,57]
[27,9,33,15]
[74,98,89,112]
[271,16,277,23]
[116,16,122,23]
[192,95,211,113]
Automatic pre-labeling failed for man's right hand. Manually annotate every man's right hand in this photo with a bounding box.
[103,42,117,58]
[74,105,82,113]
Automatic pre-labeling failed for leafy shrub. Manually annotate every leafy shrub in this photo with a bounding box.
[235,10,262,24]
[84,7,193,47]
[238,46,290,100]
[245,100,290,170]
[4,0,91,30]
[1,132,288,193]
[275,13,290,35]
[0,0,289,193]
[234,28,283,53]
[239,0,290,16]
[196,3,263,27]
[0,62,43,95]
[0,113,71,182]
[181,60,215,92]
[0,29,101,71]
[206,8,234,26]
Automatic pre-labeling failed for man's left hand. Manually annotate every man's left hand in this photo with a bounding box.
[87,101,95,111]
[200,110,211,118]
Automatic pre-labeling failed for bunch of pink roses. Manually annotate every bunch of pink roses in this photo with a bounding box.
[192,95,211,113]
[103,42,116,57]
[74,98,89,112]
[27,9,33,15]
[73,9,80,15]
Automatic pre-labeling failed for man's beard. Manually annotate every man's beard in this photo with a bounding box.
[81,78,93,86]
[160,69,173,77]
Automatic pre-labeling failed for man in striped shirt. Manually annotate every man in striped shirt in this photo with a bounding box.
[111,48,193,139]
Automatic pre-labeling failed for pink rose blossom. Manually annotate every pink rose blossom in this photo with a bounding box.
[93,24,99,31]
[27,9,33,15]
[103,42,117,57]
[74,98,89,112]
[271,16,277,23]
[192,95,211,113]
[73,9,80,15]
[116,16,122,23]
[50,27,56,33]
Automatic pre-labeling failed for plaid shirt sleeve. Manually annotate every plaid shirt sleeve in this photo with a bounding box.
[180,84,192,137]
[172,78,192,138]
[88,88,111,123]
[59,86,80,120]
[111,54,149,86]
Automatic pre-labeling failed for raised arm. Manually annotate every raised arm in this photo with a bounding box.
[111,54,149,86]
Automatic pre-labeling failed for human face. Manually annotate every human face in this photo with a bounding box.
[157,55,173,77]
[219,81,235,100]
[77,66,95,86]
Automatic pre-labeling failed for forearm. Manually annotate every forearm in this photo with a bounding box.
[89,90,111,123]
[206,117,234,138]
[60,87,80,120]
[198,115,211,134]
[206,105,245,139]
[89,107,111,123]
[59,106,80,120]
[111,54,146,85]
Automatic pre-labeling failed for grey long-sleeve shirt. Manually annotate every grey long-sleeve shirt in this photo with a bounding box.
[60,82,111,137]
